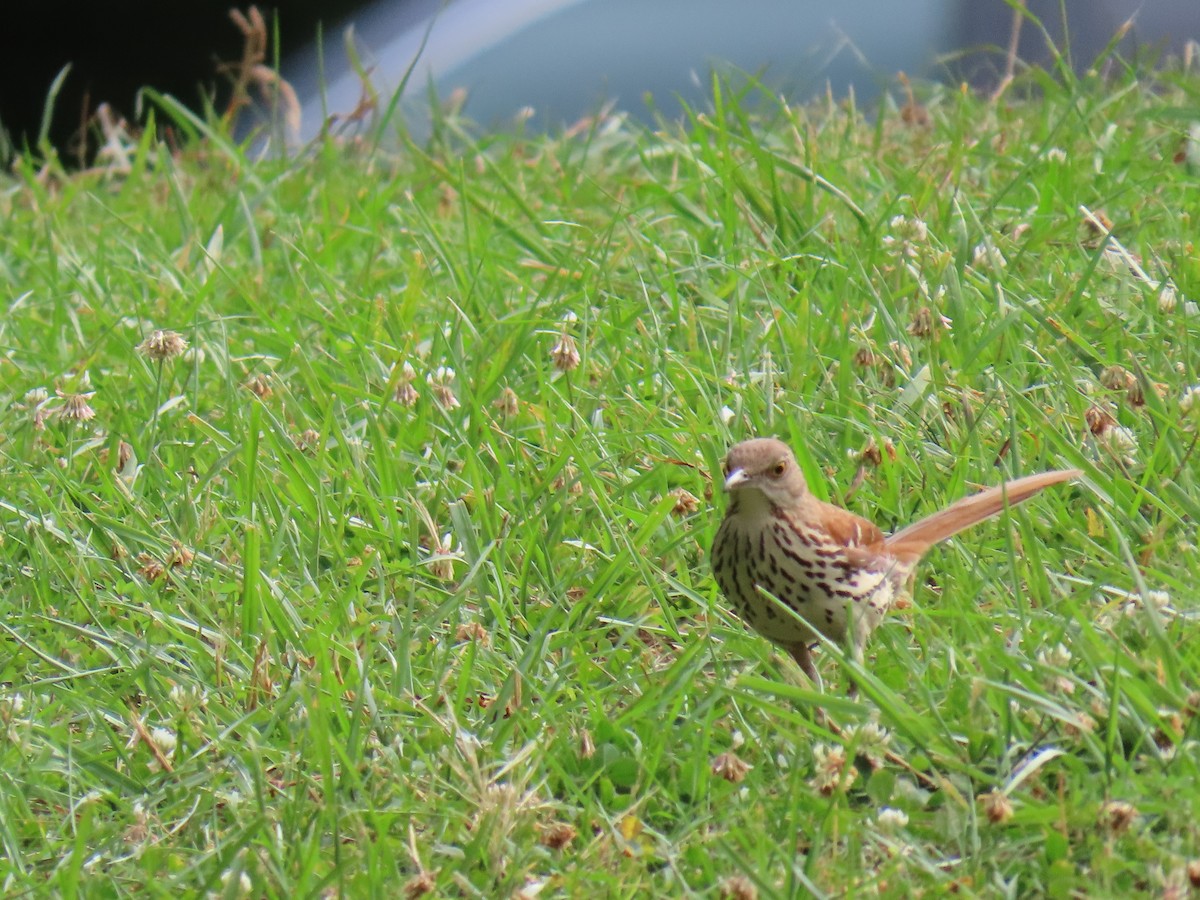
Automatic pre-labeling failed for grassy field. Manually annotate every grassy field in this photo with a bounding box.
[2,58,1199,898]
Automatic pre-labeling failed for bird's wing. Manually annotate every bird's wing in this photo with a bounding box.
[811,498,888,552]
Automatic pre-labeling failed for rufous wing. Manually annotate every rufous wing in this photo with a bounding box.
[807,497,888,550]
[884,469,1081,564]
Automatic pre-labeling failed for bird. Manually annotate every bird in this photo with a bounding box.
[710,437,1081,684]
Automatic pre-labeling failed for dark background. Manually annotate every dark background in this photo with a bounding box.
[0,1,351,161]
[2,1,1197,164]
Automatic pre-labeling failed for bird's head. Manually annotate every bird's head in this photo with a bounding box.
[721,438,809,508]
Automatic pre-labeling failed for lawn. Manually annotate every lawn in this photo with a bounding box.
[1,59,1199,897]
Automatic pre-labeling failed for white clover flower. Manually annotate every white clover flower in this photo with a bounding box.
[428,532,464,580]
[877,807,909,831]
[881,215,928,258]
[1180,385,1200,415]
[426,367,460,409]
[395,361,420,407]
[842,720,891,767]
[972,241,1007,269]
[810,742,856,794]
[1037,643,1072,668]
[1101,425,1138,454]
[220,870,253,896]
[150,727,177,757]
[1142,589,1170,609]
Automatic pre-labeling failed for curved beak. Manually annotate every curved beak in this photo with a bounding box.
[723,468,748,492]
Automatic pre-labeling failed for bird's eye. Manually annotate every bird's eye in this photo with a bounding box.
[771,460,787,477]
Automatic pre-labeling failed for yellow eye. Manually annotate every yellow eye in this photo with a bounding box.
[771,460,787,476]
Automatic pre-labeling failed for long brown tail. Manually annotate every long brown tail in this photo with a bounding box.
[884,469,1081,564]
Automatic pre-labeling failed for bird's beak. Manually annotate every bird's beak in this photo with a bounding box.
[723,468,748,491]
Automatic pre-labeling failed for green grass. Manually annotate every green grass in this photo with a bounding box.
[2,61,1199,897]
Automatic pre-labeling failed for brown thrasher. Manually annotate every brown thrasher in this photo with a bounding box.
[711,437,1080,683]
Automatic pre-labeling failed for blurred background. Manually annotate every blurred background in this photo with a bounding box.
[2,0,1198,163]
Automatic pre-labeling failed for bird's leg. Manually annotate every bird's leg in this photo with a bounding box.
[785,641,830,728]
[845,635,866,699]
[785,642,822,691]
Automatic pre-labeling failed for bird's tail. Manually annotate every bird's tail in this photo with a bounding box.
[884,469,1081,564]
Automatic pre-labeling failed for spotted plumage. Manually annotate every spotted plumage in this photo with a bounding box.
[711,437,1080,682]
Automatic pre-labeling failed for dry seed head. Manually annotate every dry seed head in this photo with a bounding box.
[552,465,583,495]
[853,345,877,368]
[1100,365,1135,391]
[245,374,274,399]
[1064,712,1097,739]
[907,306,948,338]
[670,488,700,517]
[395,382,419,407]
[427,367,460,409]
[1187,860,1200,888]
[577,728,596,759]
[394,361,420,406]
[719,875,758,900]
[294,429,322,453]
[1098,800,1137,835]
[1085,405,1116,436]
[1185,692,1200,718]
[430,385,460,410]
[455,622,490,645]
[402,871,437,899]
[493,386,519,417]
[56,391,96,423]
[116,440,133,472]
[887,340,913,370]
[900,98,931,127]
[550,331,581,372]
[1083,208,1114,236]
[137,554,166,582]
[168,541,194,569]
[539,821,577,850]
[978,788,1014,824]
[711,751,752,783]
[138,330,189,361]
